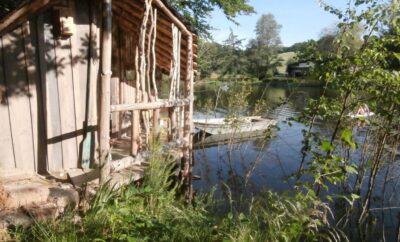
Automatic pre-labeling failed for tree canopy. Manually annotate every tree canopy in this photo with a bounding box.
[198,13,284,80]
[247,14,283,79]
[167,0,255,37]
[252,13,282,48]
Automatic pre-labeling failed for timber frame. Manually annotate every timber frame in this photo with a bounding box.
[0,0,197,186]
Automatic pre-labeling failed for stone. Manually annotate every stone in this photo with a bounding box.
[0,211,33,228]
[67,169,100,187]
[48,187,79,212]
[22,204,58,221]
[3,183,50,209]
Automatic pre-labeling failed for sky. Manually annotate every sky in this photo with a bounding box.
[208,0,349,47]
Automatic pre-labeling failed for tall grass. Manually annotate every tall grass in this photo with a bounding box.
[12,147,345,242]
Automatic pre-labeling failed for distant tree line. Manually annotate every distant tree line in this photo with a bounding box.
[198,13,284,80]
[198,17,372,81]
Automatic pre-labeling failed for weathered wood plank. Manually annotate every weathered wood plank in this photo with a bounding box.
[89,0,101,167]
[111,77,120,134]
[26,18,47,174]
[40,13,63,171]
[117,27,124,138]
[54,35,78,169]
[2,27,35,171]
[71,0,91,164]
[111,98,191,112]
[0,37,16,169]
[22,20,44,173]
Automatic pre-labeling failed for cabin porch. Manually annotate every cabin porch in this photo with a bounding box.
[0,0,197,219]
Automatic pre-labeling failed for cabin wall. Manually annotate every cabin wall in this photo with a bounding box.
[0,0,101,173]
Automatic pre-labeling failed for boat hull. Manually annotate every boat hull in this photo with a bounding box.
[194,117,277,135]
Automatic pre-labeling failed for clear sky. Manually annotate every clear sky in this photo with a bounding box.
[208,0,348,47]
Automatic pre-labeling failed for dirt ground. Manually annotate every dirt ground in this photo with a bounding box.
[0,184,8,208]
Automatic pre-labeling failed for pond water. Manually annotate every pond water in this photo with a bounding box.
[191,81,400,240]
[192,82,330,195]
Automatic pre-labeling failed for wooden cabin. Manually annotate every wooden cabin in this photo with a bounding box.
[0,0,197,182]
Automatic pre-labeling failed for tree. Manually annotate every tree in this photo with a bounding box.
[254,13,282,48]
[167,0,254,37]
[296,1,400,239]
[220,29,247,77]
[247,14,282,79]
[317,23,364,55]
[282,40,316,53]
[197,41,224,78]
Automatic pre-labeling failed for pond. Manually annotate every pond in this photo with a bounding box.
[192,82,330,195]
[191,81,400,240]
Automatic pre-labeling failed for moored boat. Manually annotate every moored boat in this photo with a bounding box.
[194,116,277,135]
[347,112,375,119]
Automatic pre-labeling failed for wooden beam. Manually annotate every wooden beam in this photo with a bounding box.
[113,3,195,62]
[111,98,191,112]
[99,0,112,184]
[153,0,190,35]
[0,0,61,36]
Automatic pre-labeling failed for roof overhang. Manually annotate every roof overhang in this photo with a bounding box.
[0,0,62,36]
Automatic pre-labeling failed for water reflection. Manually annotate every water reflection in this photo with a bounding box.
[192,82,328,197]
[192,82,400,240]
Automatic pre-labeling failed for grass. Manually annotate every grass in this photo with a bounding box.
[276,52,297,75]
[11,146,346,242]
[262,75,324,87]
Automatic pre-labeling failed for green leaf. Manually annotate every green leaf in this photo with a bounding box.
[351,194,360,200]
[320,141,334,152]
[345,165,358,174]
[340,129,356,149]
[239,213,246,221]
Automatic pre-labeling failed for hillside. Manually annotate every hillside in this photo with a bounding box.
[276,51,297,75]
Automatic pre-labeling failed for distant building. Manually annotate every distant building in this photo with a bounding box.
[287,62,314,77]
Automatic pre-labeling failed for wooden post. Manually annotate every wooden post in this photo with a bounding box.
[131,88,140,156]
[99,0,112,184]
[183,34,193,162]
[183,34,194,202]
[169,107,177,141]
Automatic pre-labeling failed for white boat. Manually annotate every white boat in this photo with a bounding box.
[347,112,375,119]
[193,130,269,148]
[194,116,277,135]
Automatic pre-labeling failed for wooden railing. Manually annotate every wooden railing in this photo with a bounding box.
[110,98,191,112]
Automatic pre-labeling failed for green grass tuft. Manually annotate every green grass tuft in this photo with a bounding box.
[12,147,345,242]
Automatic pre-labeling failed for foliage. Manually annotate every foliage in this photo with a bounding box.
[281,40,316,53]
[246,14,283,79]
[12,144,345,242]
[293,0,400,240]
[197,40,224,79]
[253,13,282,48]
[220,29,248,78]
[198,14,285,81]
[167,0,254,37]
